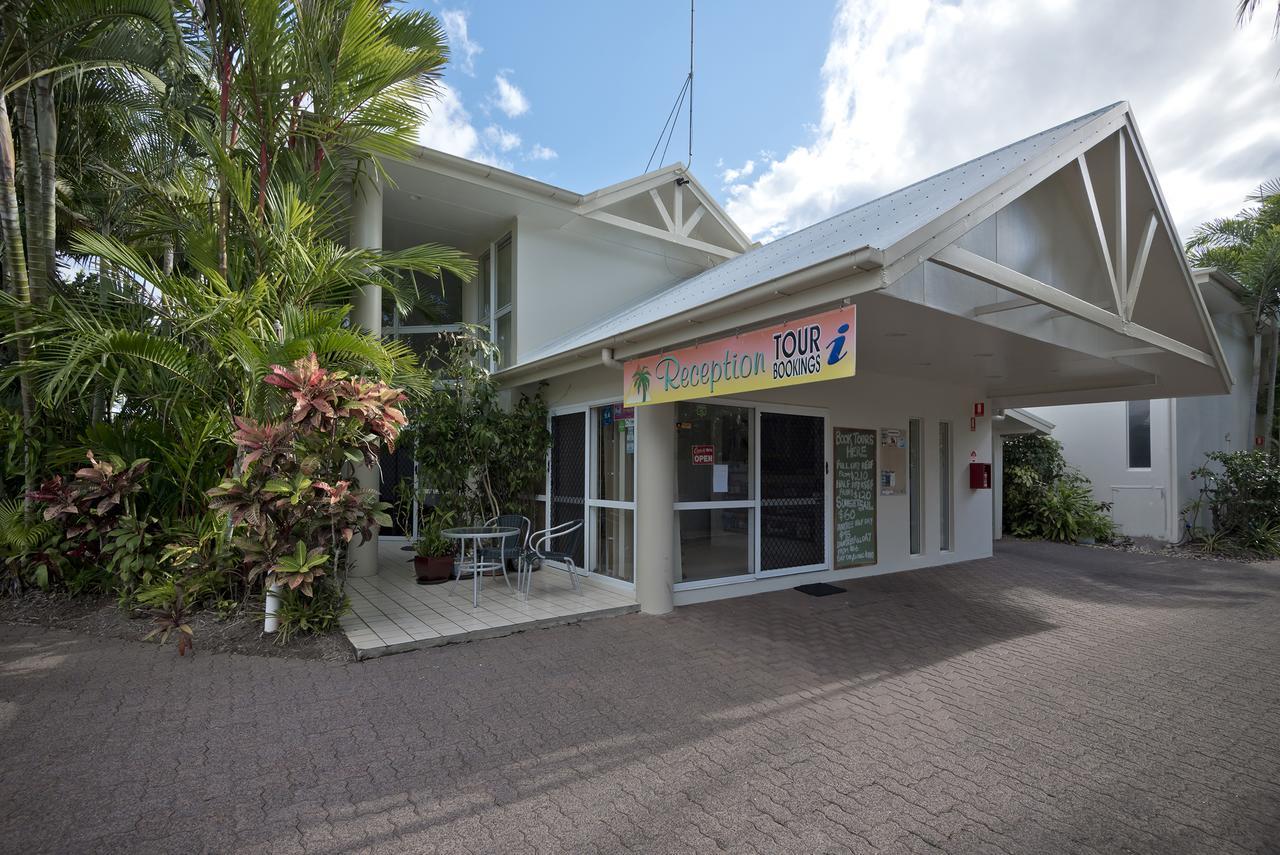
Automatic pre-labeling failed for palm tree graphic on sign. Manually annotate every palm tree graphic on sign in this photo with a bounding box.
[631,366,651,402]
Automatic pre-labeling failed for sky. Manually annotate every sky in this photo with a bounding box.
[415,0,1280,244]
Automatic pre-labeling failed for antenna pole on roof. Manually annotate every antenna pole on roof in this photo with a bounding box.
[688,0,694,167]
[642,1,697,173]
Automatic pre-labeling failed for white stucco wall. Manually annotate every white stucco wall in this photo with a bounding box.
[540,365,992,606]
[1174,301,1256,531]
[511,211,710,362]
[1028,399,1177,540]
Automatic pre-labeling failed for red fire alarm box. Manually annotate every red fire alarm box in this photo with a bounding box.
[969,462,992,489]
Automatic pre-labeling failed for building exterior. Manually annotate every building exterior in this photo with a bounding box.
[347,101,1233,614]
[1025,269,1255,541]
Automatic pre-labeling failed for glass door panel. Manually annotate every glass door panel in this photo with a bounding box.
[759,412,826,572]
[674,402,754,582]
[550,412,586,566]
[589,403,635,583]
[592,506,634,582]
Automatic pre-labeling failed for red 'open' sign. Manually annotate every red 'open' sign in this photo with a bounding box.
[692,444,715,465]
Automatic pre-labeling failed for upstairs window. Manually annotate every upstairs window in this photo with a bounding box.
[1127,400,1151,469]
[477,233,514,370]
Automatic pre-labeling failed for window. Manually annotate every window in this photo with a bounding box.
[477,234,514,370]
[909,418,923,555]
[939,421,952,551]
[383,269,466,368]
[1127,400,1151,469]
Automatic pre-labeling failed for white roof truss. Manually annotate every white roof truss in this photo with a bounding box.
[576,165,753,260]
[909,110,1232,394]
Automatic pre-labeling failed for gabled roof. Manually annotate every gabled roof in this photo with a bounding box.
[516,103,1123,368]
[399,144,750,257]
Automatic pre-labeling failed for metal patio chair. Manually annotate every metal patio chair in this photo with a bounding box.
[478,513,531,593]
[523,519,585,595]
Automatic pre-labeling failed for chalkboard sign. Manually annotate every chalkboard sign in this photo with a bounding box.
[833,427,877,568]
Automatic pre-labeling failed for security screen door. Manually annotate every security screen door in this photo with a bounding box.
[759,411,827,574]
[549,411,586,566]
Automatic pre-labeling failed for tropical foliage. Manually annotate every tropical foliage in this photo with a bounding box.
[1184,451,1280,557]
[408,331,551,531]
[0,1,492,647]
[207,354,403,596]
[1002,434,1116,544]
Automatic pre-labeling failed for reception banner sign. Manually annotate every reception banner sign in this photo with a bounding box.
[623,305,855,406]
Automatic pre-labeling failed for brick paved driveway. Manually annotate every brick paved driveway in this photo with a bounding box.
[2,541,1279,854]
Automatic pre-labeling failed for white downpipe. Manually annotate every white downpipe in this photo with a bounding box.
[264,584,282,633]
[601,347,624,370]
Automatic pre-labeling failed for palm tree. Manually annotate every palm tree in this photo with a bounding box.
[1187,181,1280,453]
[1237,0,1280,34]
[0,0,180,492]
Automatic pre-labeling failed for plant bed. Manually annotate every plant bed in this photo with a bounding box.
[0,591,354,662]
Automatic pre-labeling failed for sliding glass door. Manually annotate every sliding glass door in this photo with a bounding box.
[673,401,829,587]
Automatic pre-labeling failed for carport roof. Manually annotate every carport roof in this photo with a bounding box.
[514,102,1122,369]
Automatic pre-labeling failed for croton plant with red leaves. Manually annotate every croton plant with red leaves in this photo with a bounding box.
[209,354,403,596]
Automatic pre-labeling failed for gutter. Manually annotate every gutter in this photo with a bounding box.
[400,143,584,206]
[498,245,884,385]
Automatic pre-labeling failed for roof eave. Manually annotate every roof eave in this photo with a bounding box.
[496,245,884,386]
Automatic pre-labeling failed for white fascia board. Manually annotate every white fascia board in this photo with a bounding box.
[397,144,584,208]
[575,166,685,214]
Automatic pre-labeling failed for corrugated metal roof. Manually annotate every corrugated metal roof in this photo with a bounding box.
[516,103,1121,368]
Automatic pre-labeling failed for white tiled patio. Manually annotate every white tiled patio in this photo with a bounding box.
[340,539,639,658]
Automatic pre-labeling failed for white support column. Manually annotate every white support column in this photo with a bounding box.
[635,403,675,614]
[349,169,383,578]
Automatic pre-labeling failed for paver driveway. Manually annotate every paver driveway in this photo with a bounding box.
[2,541,1279,854]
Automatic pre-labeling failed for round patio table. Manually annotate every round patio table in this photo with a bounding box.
[442,526,520,607]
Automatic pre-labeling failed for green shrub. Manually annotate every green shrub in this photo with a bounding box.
[273,582,350,645]
[1185,451,1280,557]
[1004,435,1115,544]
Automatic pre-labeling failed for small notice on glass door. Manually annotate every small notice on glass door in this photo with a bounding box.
[712,464,729,493]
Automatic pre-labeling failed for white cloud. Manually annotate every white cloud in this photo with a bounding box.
[418,84,512,168]
[438,9,481,75]
[484,124,522,152]
[720,158,755,185]
[491,72,530,118]
[418,83,480,158]
[528,144,558,161]
[723,0,1280,243]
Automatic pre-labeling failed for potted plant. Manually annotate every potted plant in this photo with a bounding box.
[412,511,455,584]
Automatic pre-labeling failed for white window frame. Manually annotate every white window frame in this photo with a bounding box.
[1126,399,1152,471]
[478,232,514,371]
[539,400,637,592]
